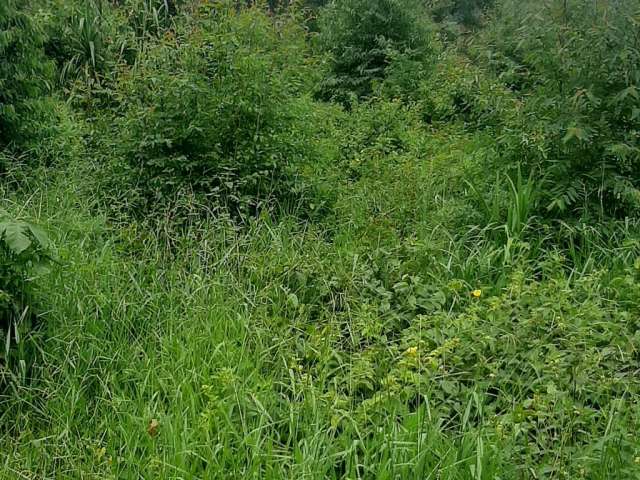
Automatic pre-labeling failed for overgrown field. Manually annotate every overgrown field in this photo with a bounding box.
[1,0,640,478]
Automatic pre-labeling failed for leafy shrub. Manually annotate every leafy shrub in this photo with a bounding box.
[0,210,50,338]
[317,0,433,103]
[361,268,640,476]
[331,98,425,179]
[110,3,323,216]
[474,0,640,216]
[0,0,55,151]
[261,0,328,12]
[416,52,514,127]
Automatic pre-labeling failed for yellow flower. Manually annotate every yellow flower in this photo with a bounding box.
[404,346,418,356]
[147,419,160,438]
[471,289,482,298]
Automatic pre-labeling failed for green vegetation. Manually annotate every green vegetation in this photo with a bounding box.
[110,4,319,215]
[1,0,640,478]
[474,0,640,216]
[0,0,54,152]
[0,209,50,338]
[317,0,432,102]
[428,0,493,26]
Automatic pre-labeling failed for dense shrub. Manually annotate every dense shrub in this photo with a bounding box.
[317,0,432,103]
[0,0,54,151]
[335,268,640,476]
[414,52,514,127]
[41,0,186,90]
[254,0,328,12]
[473,0,640,216]
[110,3,323,216]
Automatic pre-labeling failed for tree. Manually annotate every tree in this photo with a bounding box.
[476,0,640,215]
[318,0,431,103]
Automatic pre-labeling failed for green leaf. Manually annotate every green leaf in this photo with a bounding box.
[26,223,50,248]
[562,126,588,144]
[0,221,32,255]
[618,85,639,102]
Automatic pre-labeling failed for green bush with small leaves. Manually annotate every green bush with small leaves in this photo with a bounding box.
[427,0,494,27]
[474,0,640,216]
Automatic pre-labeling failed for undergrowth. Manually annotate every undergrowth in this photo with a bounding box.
[1,0,640,479]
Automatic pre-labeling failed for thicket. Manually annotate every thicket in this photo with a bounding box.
[473,0,640,216]
[427,0,494,26]
[105,4,324,216]
[2,0,640,477]
[0,209,50,385]
[0,1,54,345]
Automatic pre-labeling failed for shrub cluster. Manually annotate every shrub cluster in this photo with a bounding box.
[427,0,494,27]
[0,211,49,336]
[473,0,640,216]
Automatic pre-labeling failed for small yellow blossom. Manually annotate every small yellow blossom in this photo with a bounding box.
[95,446,106,460]
[471,289,482,298]
[147,419,160,438]
[404,346,418,356]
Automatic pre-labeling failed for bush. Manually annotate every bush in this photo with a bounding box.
[317,0,432,103]
[474,0,640,216]
[415,52,514,127]
[0,210,50,337]
[0,0,55,151]
[41,0,185,91]
[109,3,323,217]
[356,268,640,476]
